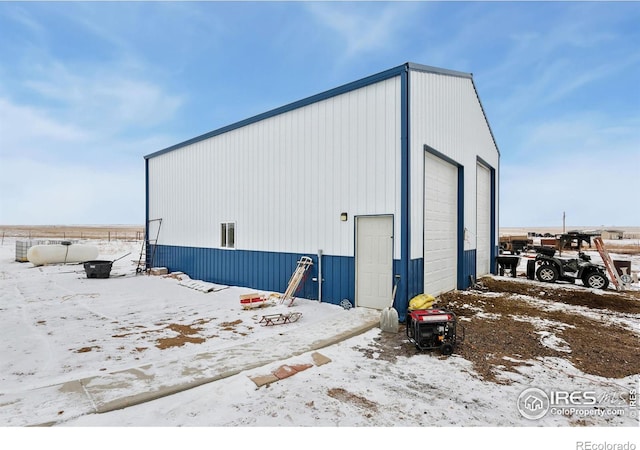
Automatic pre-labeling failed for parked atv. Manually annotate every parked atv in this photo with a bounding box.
[531,246,609,289]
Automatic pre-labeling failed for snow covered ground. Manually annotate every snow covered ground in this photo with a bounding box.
[1,236,638,449]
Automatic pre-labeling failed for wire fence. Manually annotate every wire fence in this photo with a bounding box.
[0,226,145,244]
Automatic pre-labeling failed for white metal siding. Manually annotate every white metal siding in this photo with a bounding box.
[148,77,402,258]
[424,152,458,296]
[409,71,499,260]
[476,163,492,276]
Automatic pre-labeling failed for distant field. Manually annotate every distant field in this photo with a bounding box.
[501,226,640,239]
[500,226,640,255]
[603,241,640,255]
[0,225,144,241]
[2,224,638,244]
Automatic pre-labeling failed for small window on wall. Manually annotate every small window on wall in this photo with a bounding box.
[221,222,235,249]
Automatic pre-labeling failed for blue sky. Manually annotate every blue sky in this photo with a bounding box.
[0,1,638,228]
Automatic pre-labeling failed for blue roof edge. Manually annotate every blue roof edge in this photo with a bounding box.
[145,62,478,160]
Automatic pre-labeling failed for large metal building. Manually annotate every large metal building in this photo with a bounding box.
[144,62,499,319]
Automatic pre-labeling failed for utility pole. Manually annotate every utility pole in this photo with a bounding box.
[563,211,566,233]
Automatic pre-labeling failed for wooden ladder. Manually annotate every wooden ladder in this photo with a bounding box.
[593,237,625,292]
[136,218,163,275]
[281,256,313,306]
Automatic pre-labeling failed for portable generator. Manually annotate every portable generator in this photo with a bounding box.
[406,308,462,355]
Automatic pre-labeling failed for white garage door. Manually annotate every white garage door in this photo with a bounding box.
[356,215,393,310]
[424,152,458,296]
[476,163,492,277]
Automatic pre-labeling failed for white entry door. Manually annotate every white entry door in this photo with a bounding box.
[356,215,393,309]
[424,152,458,296]
[476,163,492,277]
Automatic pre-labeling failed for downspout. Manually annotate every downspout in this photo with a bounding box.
[317,249,323,302]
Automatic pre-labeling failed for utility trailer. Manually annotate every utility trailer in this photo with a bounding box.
[499,235,531,254]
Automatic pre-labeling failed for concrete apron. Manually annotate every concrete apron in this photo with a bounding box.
[3,307,380,427]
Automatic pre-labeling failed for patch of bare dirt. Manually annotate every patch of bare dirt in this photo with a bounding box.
[166,323,201,335]
[439,288,640,381]
[111,319,216,350]
[74,346,100,353]
[155,322,208,349]
[219,319,243,331]
[327,388,378,413]
[481,278,640,314]
[354,329,418,363]
[356,279,639,384]
[156,335,206,349]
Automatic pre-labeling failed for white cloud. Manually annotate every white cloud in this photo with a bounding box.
[2,4,46,38]
[489,53,640,125]
[22,62,184,131]
[475,5,640,124]
[0,71,183,168]
[0,97,175,224]
[499,113,640,227]
[306,3,421,63]
[500,153,640,228]
[0,98,88,148]
[0,157,144,225]
[510,112,640,160]
[0,4,190,224]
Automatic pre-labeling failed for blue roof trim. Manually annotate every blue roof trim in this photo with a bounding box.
[145,63,409,160]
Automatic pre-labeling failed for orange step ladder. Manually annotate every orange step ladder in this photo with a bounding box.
[593,237,625,292]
